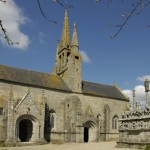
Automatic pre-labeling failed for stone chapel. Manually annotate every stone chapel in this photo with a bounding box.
[0,10,129,145]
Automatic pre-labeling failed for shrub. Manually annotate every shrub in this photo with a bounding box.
[145,145,150,150]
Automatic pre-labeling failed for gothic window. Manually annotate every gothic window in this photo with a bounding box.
[0,108,3,115]
[49,109,56,129]
[112,115,119,130]
[97,114,101,120]
[67,52,70,57]
[75,56,79,59]
[66,52,70,63]
[62,53,64,67]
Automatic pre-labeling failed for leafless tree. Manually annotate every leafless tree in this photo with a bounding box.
[0,0,150,45]
[95,0,150,38]
[0,0,19,45]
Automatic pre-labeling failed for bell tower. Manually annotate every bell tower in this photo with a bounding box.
[52,9,82,93]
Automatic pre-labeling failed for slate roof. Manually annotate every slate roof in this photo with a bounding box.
[0,64,70,92]
[0,64,128,101]
[82,81,128,101]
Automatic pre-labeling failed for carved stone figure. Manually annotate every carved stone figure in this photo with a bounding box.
[144,79,150,92]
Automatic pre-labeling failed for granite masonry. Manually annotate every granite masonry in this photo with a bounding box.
[117,101,150,148]
[0,10,129,145]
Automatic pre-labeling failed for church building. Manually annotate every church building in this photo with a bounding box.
[0,10,129,145]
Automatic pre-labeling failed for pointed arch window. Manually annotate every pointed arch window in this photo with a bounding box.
[66,52,70,64]
[0,108,3,115]
[49,109,56,129]
[112,115,119,130]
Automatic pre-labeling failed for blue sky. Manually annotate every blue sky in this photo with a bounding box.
[0,0,150,107]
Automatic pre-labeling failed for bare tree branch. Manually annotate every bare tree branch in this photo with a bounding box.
[0,0,150,46]
[0,0,19,45]
[95,0,150,38]
[52,0,65,7]
[135,0,150,16]
[110,0,150,38]
[52,0,75,9]
[37,0,57,24]
[0,20,19,45]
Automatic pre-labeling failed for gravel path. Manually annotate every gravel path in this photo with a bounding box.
[0,141,139,150]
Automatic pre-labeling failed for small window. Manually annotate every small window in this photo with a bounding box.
[67,52,70,57]
[112,115,119,129]
[0,108,3,115]
[50,114,55,128]
[75,56,79,59]
[49,109,56,129]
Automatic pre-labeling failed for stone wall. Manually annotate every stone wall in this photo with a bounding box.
[0,118,7,142]
[0,81,129,144]
[117,107,150,148]
[0,85,7,143]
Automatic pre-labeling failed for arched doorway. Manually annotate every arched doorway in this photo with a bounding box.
[84,127,89,142]
[16,114,40,143]
[19,119,33,142]
[83,120,96,143]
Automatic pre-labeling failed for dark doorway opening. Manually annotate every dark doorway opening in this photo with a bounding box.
[84,127,89,143]
[19,119,33,142]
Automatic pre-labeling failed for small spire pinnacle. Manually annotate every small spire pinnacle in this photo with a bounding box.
[61,9,70,46]
[71,22,79,48]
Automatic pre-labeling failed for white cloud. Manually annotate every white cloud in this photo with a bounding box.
[123,85,146,108]
[0,0,30,49]
[122,89,132,100]
[80,50,91,63]
[137,75,150,82]
[123,74,150,108]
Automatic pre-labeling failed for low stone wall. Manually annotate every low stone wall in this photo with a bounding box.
[116,108,150,148]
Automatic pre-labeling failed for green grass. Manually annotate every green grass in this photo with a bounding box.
[0,143,6,147]
[51,141,64,145]
[145,145,150,150]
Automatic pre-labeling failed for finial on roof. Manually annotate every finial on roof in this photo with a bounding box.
[61,9,70,46]
[71,22,79,49]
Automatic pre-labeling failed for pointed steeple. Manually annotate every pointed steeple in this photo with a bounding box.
[52,9,82,93]
[71,22,79,49]
[61,9,70,47]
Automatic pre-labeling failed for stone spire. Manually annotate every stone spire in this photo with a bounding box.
[71,22,79,49]
[52,10,82,93]
[61,9,70,46]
